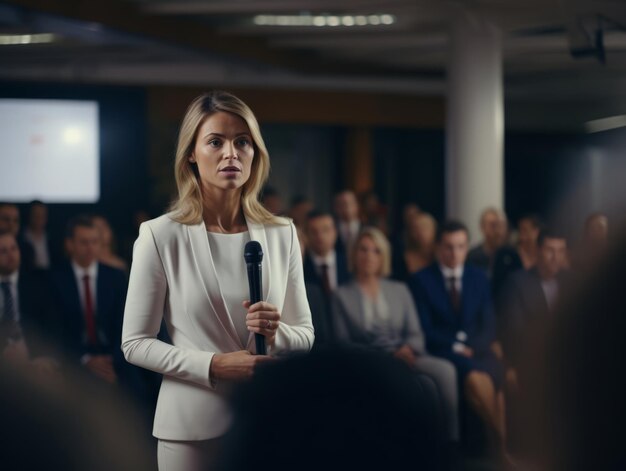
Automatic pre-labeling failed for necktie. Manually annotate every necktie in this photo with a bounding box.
[82,275,98,346]
[448,276,461,313]
[1,281,21,341]
[320,264,332,296]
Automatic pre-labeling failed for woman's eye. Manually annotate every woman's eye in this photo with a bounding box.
[208,139,221,147]
[236,138,251,147]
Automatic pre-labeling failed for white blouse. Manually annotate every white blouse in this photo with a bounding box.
[206,230,251,347]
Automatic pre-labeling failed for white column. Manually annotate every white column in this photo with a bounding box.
[446,12,504,242]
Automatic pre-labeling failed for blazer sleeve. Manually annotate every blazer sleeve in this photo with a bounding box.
[271,222,315,354]
[121,223,215,389]
[398,283,426,355]
[468,280,497,353]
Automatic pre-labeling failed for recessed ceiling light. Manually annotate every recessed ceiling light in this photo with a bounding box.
[252,13,395,28]
[584,115,626,133]
[0,33,56,45]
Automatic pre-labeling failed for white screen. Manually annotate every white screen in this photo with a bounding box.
[0,99,100,203]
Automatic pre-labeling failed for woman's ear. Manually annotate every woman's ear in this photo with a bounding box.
[188,154,196,163]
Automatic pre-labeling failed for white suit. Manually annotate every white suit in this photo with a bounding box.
[122,213,314,440]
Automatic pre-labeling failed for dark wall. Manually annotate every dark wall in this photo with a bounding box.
[0,81,149,257]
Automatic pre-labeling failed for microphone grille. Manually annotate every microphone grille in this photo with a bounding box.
[244,240,263,263]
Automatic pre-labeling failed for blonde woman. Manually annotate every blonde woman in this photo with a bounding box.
[122,91,314,470]
[332,227,459,445]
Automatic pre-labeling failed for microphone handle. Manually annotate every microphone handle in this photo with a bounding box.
[247,262,266,355]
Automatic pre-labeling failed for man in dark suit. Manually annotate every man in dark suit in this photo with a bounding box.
[0,230,60,370]
[409,220,506,454]
[51,215,132,386]
[303,210,350,345]
[501,227,570,371]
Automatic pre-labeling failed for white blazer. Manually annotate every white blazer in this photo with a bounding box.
[121,213,314,440]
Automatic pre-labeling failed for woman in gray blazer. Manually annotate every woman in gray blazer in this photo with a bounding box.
[122,91,314,470]
[332,227,459,444]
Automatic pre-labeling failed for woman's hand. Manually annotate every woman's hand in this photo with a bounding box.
[244,300,281,347]
[393,344,417,368]
[210,350,273,382]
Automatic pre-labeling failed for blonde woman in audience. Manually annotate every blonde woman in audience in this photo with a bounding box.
[332,227,459,447]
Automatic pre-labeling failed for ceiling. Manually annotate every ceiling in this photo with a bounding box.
[2,0,626,130]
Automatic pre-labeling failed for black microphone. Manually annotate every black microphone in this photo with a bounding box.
[244,241,265,355]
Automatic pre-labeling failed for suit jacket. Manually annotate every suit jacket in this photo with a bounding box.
[303,249,350,292]
[17,269,61,358]
[408,263,496,358]
[332,279,426,355]
[52,262,128,376]
[121,214,314,440]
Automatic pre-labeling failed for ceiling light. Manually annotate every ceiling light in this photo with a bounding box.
[252,13,395,28]
[0,33,56,46]
[584,115,626,133]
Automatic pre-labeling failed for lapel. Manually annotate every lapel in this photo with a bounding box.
[64,264,84,327]
[460,267,473,329]
[528,269,549,318]
[186,215,271,351]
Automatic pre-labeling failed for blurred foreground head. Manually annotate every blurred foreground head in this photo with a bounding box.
[220,347,447,471]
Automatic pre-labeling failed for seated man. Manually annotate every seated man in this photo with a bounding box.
[0,230,60,370]
[409,221,505,454]
[501,227,570,372]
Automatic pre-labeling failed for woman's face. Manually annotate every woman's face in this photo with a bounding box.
[190,111,255,194]
[409,216,435,246]
[354,235,382,277]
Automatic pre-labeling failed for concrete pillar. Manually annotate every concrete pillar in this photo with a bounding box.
[446,11,504,242]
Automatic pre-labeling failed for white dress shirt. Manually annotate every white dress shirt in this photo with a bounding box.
[310,250,338,291]
[24,230,50,269]
[337,220,360,249]
[541,278,559,312]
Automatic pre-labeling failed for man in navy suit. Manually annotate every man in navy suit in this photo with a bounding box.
[303,210,350,344]
[409,220,505,453]
[52,215,132,386]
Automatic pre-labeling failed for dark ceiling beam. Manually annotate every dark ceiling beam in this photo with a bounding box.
[4,0,312,71]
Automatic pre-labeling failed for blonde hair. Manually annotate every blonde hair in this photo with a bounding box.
[349,226,392,277]
[169,91,282,226]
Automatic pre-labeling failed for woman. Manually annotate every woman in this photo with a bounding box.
[121,91,314,470]
[391,212,437,281]
[331,227,459,445]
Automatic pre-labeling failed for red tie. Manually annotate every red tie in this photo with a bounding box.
[82,274,98,345]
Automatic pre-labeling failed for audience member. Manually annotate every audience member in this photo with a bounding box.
[359,190,389,235]
[467,207,508,278]
[260,186,284,216]
[303,210,350,344]
[500,227,570,371]
[333,189,361,255]
[22,200,61,269]
[51,215,132,387]
[492,214,542,307]
[220,348,448,471]
[392,212,438,281]
[287,195,313,228]
[0,203,35,271]
[92,215,128,273]
[332,227,459,447]
[409,221,506,457]
[0,231,60,372]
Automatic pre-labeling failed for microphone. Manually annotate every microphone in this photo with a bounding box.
[244,241,266,355]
